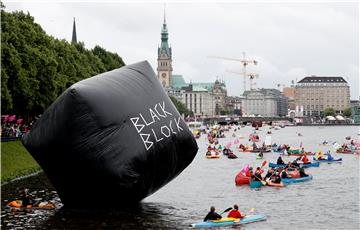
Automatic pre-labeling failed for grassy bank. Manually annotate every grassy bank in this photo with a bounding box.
[1,141,41,183]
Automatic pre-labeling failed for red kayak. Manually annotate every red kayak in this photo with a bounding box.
[336,149,353,154]
[235,172,250,186]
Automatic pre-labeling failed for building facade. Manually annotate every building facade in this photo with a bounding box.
[352,106,360,124]
[242,89,287,117]
[181,85,216,116]
[283,87,295,110]
[294,76,350,117]
[157,15,172,88]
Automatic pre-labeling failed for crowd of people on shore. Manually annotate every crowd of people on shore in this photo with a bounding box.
[1,115,35,138]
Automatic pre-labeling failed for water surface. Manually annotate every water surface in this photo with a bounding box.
[2,126,359,229]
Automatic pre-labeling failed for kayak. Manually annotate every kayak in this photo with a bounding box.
[268,162,320,168]
[206,155,220,159]
[190,215,267,228]
[249,181,265,188]
[287,149,301,154]
[250,149,271,153]
[227,153,238,159]
[287,152,315,156]
[235,172,250,186]
[239,149,252,152]
[265,179,285,187]
[313,158,342,163]
[7,200,55,209]
[281,175,313,184]
[256,156,264,160]
[336,149,353,154]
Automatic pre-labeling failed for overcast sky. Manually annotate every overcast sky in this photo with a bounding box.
[5,1,359,99]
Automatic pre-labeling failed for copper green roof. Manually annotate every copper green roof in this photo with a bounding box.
[192,83,214,91]
[171,75,188,89]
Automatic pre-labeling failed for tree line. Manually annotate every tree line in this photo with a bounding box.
[1,8,125,119]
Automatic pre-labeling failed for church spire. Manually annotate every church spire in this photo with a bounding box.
[159,5,170,57]
[72,17,77,44]
[163,3,166,24]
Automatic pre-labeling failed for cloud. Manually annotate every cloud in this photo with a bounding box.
[4,1,358,99]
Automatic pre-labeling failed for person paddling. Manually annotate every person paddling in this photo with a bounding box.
[301,154,310,164]
[299,168,309,177]
[20,188,35,207]
[204,206,222,221]
[227,204,245,219]
[327,151,334,160]
[277,156,285,165]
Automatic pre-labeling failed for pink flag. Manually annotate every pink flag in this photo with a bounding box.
[240,164,249,175]
[8,115,16,122]
[226,142,232,149]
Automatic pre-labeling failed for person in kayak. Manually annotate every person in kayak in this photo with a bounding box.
[327,151,334,160]
[264,168,275,180]
[227,204,245,219]
[258,151,264,158]
[299,168,309,177]
[281,169,289,179]
[204,206,222,221]
[301,154,310,164]
[277,156,285,165]
[20,188,35,207]
[246,167,253,177]
[206,150,211,156]
[252,167,263,181]
[272,174,282,183]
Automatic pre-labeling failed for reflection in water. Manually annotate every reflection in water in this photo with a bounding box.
[1,172,182,229]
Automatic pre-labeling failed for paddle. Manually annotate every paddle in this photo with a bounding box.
[220,207,233,215]
[261,160,267,168]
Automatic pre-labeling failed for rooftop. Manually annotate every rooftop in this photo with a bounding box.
[298,76,347,83]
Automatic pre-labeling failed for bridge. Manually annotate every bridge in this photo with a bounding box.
[200,116,292,125]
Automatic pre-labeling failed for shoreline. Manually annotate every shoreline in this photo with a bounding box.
[296,124,360,126]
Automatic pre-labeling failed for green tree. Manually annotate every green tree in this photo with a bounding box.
[343,107,352,117]
[169,96,193,117]
[324,107,335,117]
[1,8,125,118]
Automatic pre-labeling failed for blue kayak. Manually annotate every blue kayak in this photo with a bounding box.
[190,215,267,228]
[249,181,265,188]
[281,175,313,184]
[269,162,320,168]
[313,158,342,163]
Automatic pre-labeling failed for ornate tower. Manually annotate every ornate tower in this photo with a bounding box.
[157,9,172,88]
[72,18,77,44]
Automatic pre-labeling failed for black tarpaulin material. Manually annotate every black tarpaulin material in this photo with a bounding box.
[22,61,198,208]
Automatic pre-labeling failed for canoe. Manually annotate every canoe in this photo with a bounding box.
[281,175,313,184]
[265,179,285,187]
[190,215,266,228]
[268,162,320,168]
[249,181,264,188]
[235,172,250,186]
[7,200,55,209]
[313,158,342,163]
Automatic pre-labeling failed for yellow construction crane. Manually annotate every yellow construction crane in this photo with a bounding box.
[208,52,258,92]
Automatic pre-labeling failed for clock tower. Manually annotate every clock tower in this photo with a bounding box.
[157,9,172,88]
